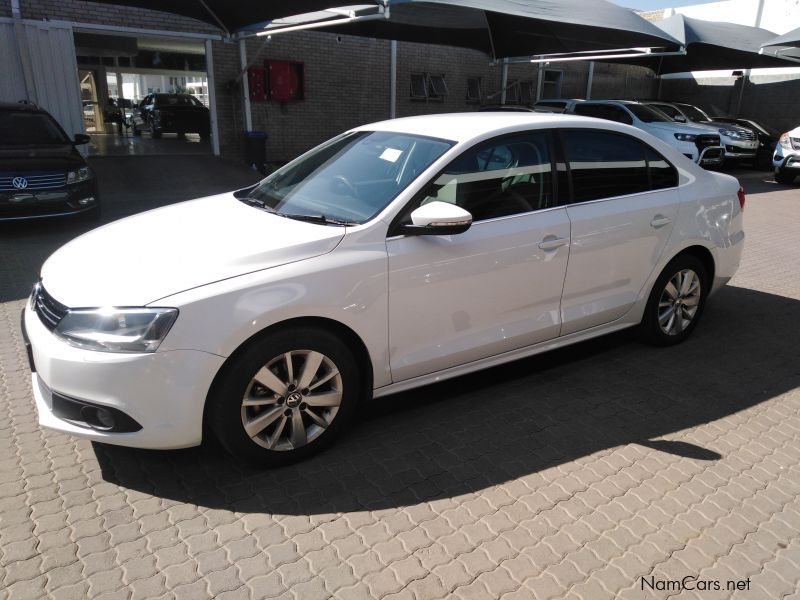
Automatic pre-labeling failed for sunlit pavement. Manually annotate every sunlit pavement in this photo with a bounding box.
[1,162,799,599]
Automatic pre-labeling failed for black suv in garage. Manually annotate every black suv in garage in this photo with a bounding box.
[0,102,99,221]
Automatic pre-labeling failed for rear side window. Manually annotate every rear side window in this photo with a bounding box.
[646,147,679,190]
[562,130,678,202]
[563,130,648,202]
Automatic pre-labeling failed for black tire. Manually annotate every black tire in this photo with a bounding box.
[639,254,709,346]
[209,327,361,466]
[151,129,162,139]
[775,170,796,185]
[132,124,141,136]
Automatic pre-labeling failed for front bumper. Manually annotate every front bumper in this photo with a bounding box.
[0,180,99,221]
[697,146,724,167]
[774,153,800,172]
[23,305,226,449]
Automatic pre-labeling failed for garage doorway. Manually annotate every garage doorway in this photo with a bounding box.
[74,32,213,157]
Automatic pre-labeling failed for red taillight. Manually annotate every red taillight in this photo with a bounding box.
[737,186,746,211]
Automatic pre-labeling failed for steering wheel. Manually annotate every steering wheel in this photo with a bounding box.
[331,175,359,199]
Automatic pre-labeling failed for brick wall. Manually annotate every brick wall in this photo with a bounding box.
[1,0,11,18]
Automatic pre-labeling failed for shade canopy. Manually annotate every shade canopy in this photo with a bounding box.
[84,0,683,59]
[759,26,800,62]
[606,14,797,74]
[254,0,683,59]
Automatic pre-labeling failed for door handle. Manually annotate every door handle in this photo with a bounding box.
[538,236,568,251]
[650,215,672,228]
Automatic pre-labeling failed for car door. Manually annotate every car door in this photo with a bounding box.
[386,131,571,382]
[558,129,680,335]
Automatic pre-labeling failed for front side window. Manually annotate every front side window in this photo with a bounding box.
[563,130,648,202]
[407,132,553,223]
[0,111,69,146]
[675,103,710,122]
[574,104,633,125]
[245,131,454,224]
[651,103,682,120]
[624,103,673,123]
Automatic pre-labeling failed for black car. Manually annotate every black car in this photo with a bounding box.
[0,102,99,221]
[131,93,210,139]
[712,116,779,170]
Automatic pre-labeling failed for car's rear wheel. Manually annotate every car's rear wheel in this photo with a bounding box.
[775,170,796,184]
[639,255,708,346]
[209,328,360,466]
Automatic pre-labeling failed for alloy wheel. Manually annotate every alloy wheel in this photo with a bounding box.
[240,350,342,451]
[657,268,701,336]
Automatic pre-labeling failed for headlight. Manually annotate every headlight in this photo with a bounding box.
[719,128,743,139]
[674,133,697,142]
[67,166,92,184]
[54,307,178,353]
[779,133,793,150]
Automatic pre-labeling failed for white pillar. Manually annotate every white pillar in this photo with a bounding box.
[239,39,253,132]
[586,62,594,100]
[390,40,397,118]
[205,39,220,156]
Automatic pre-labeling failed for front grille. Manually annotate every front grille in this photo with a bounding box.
[33,285,69,331]
[0,172,66,191]
[739,131,757,141]
[695,135,721,150]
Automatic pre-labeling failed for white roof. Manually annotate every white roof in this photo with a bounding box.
[353,112,607,144]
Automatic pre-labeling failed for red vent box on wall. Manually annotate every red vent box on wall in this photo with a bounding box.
[267,60,305,102]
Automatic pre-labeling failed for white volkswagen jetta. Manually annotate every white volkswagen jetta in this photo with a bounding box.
[23,113,745,465]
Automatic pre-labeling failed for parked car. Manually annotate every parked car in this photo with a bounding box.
[642,101,758,163]
[773,125,800,184]
[478,104,562,113]
[0,102,99,221]
[534,99,582,112]
[23,113,744,465]
[569,100,724,167]
[131,93,210,139]
[713,116,779,170]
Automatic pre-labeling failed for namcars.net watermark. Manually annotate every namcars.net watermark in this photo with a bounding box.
[641,575,751,592]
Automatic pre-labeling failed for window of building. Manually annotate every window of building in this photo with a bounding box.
[541,70,563,100]
[466,77,482,103]
[410,73,448,101]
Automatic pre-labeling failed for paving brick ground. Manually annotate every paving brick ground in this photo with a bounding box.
[1,159,799,599]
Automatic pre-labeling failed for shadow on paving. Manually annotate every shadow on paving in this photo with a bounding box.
[94,284,800,514]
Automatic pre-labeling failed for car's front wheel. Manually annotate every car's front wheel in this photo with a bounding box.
[639,255,708,346]
[209,328,360,466]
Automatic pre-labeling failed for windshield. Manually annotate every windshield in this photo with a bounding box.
[245,131,455,224]
[625,103,673,123]
[0,111,69,145]
[676,103,710,122]
[155,94,203,107]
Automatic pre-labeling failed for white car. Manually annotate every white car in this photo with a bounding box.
[642,101,759,161]
[569,100,725,167]
[23,113,745,465]
[773,125,800,184]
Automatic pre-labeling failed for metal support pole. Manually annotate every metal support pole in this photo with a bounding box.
[500,58,508,104]
[205,39,220,156]
[11,0,21,18]
[390,40,397,118]
[586,62,594,100]
[239,39,253,132]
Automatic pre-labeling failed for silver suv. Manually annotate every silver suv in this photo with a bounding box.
[644,101,758,161]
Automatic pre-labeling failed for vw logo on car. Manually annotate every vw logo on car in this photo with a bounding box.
[12,177,29,190]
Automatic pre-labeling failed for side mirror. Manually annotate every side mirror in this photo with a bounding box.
[674,115,686,123]
[400,201,473,236]
[73,134,91,145]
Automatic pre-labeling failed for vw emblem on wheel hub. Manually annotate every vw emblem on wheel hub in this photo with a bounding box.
[12,177,28,190]
[286,392,303,407]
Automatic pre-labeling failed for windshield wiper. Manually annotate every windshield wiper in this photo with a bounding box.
[277,213,355,226]
[238,197,276,212]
